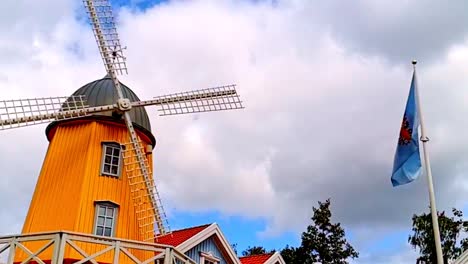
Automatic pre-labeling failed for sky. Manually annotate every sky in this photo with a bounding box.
[0,0,468,263]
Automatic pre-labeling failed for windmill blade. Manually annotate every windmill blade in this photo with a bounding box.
[83,0,127,75]
[120,111,169,236]
[0,95,101,130]
[84,0,170,236]
[122,140,169,239]
[131,84,244,116]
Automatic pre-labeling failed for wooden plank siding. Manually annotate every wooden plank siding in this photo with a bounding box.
[16,120,155,262]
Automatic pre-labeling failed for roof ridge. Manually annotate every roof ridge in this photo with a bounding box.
[155,223,212,239]
[239,252,275,259]
[154,223,213,247]
[169,223,212,233]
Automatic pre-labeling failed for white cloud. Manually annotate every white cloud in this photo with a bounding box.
[354,244,419,264]
[1,0,468,262]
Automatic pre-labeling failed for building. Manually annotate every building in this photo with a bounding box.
[0,76,283,264]
[155,223,286,264]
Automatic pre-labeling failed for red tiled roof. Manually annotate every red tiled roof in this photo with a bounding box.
[155,224,211,246]
[239,253,274,264]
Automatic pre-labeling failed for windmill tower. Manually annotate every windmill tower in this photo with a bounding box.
[21,75,161,242]
[1,0,243,262]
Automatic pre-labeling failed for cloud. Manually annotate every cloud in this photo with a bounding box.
[354,243,419,264]
[1,1,468,263]
[118,0,468,232]
[303,0,468,63]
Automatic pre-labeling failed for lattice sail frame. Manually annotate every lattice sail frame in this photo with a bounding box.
[121,140,169,240]
[0,86,244,131]
[154,85,243,116]
[0,96,88,130]
[83,0,127,75]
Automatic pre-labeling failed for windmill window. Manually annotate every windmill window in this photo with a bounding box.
[94,203,117,237]
[101,142,122,177]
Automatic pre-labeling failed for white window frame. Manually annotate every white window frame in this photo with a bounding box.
[93,202,118,237]
[100,142,122,177]
[200,252,220,264]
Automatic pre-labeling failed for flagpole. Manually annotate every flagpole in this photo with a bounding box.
[412,60,444,264]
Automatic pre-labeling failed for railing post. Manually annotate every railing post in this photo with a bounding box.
[6,237,16,264]
[51,233,61,264]
[113,241,120,264]
[56,232,67,264]
[163,248,171,264]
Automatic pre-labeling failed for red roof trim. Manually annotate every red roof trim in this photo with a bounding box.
[155,224,211,247]
[239,253,274,264]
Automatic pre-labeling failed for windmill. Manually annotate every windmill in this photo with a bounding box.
[0,0,243,242]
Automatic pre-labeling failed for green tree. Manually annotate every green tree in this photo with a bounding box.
[231,243,238,255]
[280,245,308,263]
[281,199,358,264]
[301,199,358,263]
[242,246,275,256]
[409,208,468,263]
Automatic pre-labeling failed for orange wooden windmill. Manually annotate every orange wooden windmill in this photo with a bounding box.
[0,0,243,256]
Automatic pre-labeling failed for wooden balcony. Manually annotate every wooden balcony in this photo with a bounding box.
[0,231,194,264]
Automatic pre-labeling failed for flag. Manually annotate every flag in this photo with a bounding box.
[391,71,422,186]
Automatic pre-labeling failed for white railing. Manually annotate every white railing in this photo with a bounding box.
[0,231,195,264]
[454,250,468,264]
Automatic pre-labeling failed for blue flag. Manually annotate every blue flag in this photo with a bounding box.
[391,71,422,187]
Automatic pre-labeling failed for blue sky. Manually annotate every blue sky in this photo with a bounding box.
[170,210,300,253]
[111,0,165,9]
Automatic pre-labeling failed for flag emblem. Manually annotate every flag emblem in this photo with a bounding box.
[398,116,412,145]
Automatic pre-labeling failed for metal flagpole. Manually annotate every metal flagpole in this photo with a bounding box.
[412,60,444,264]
